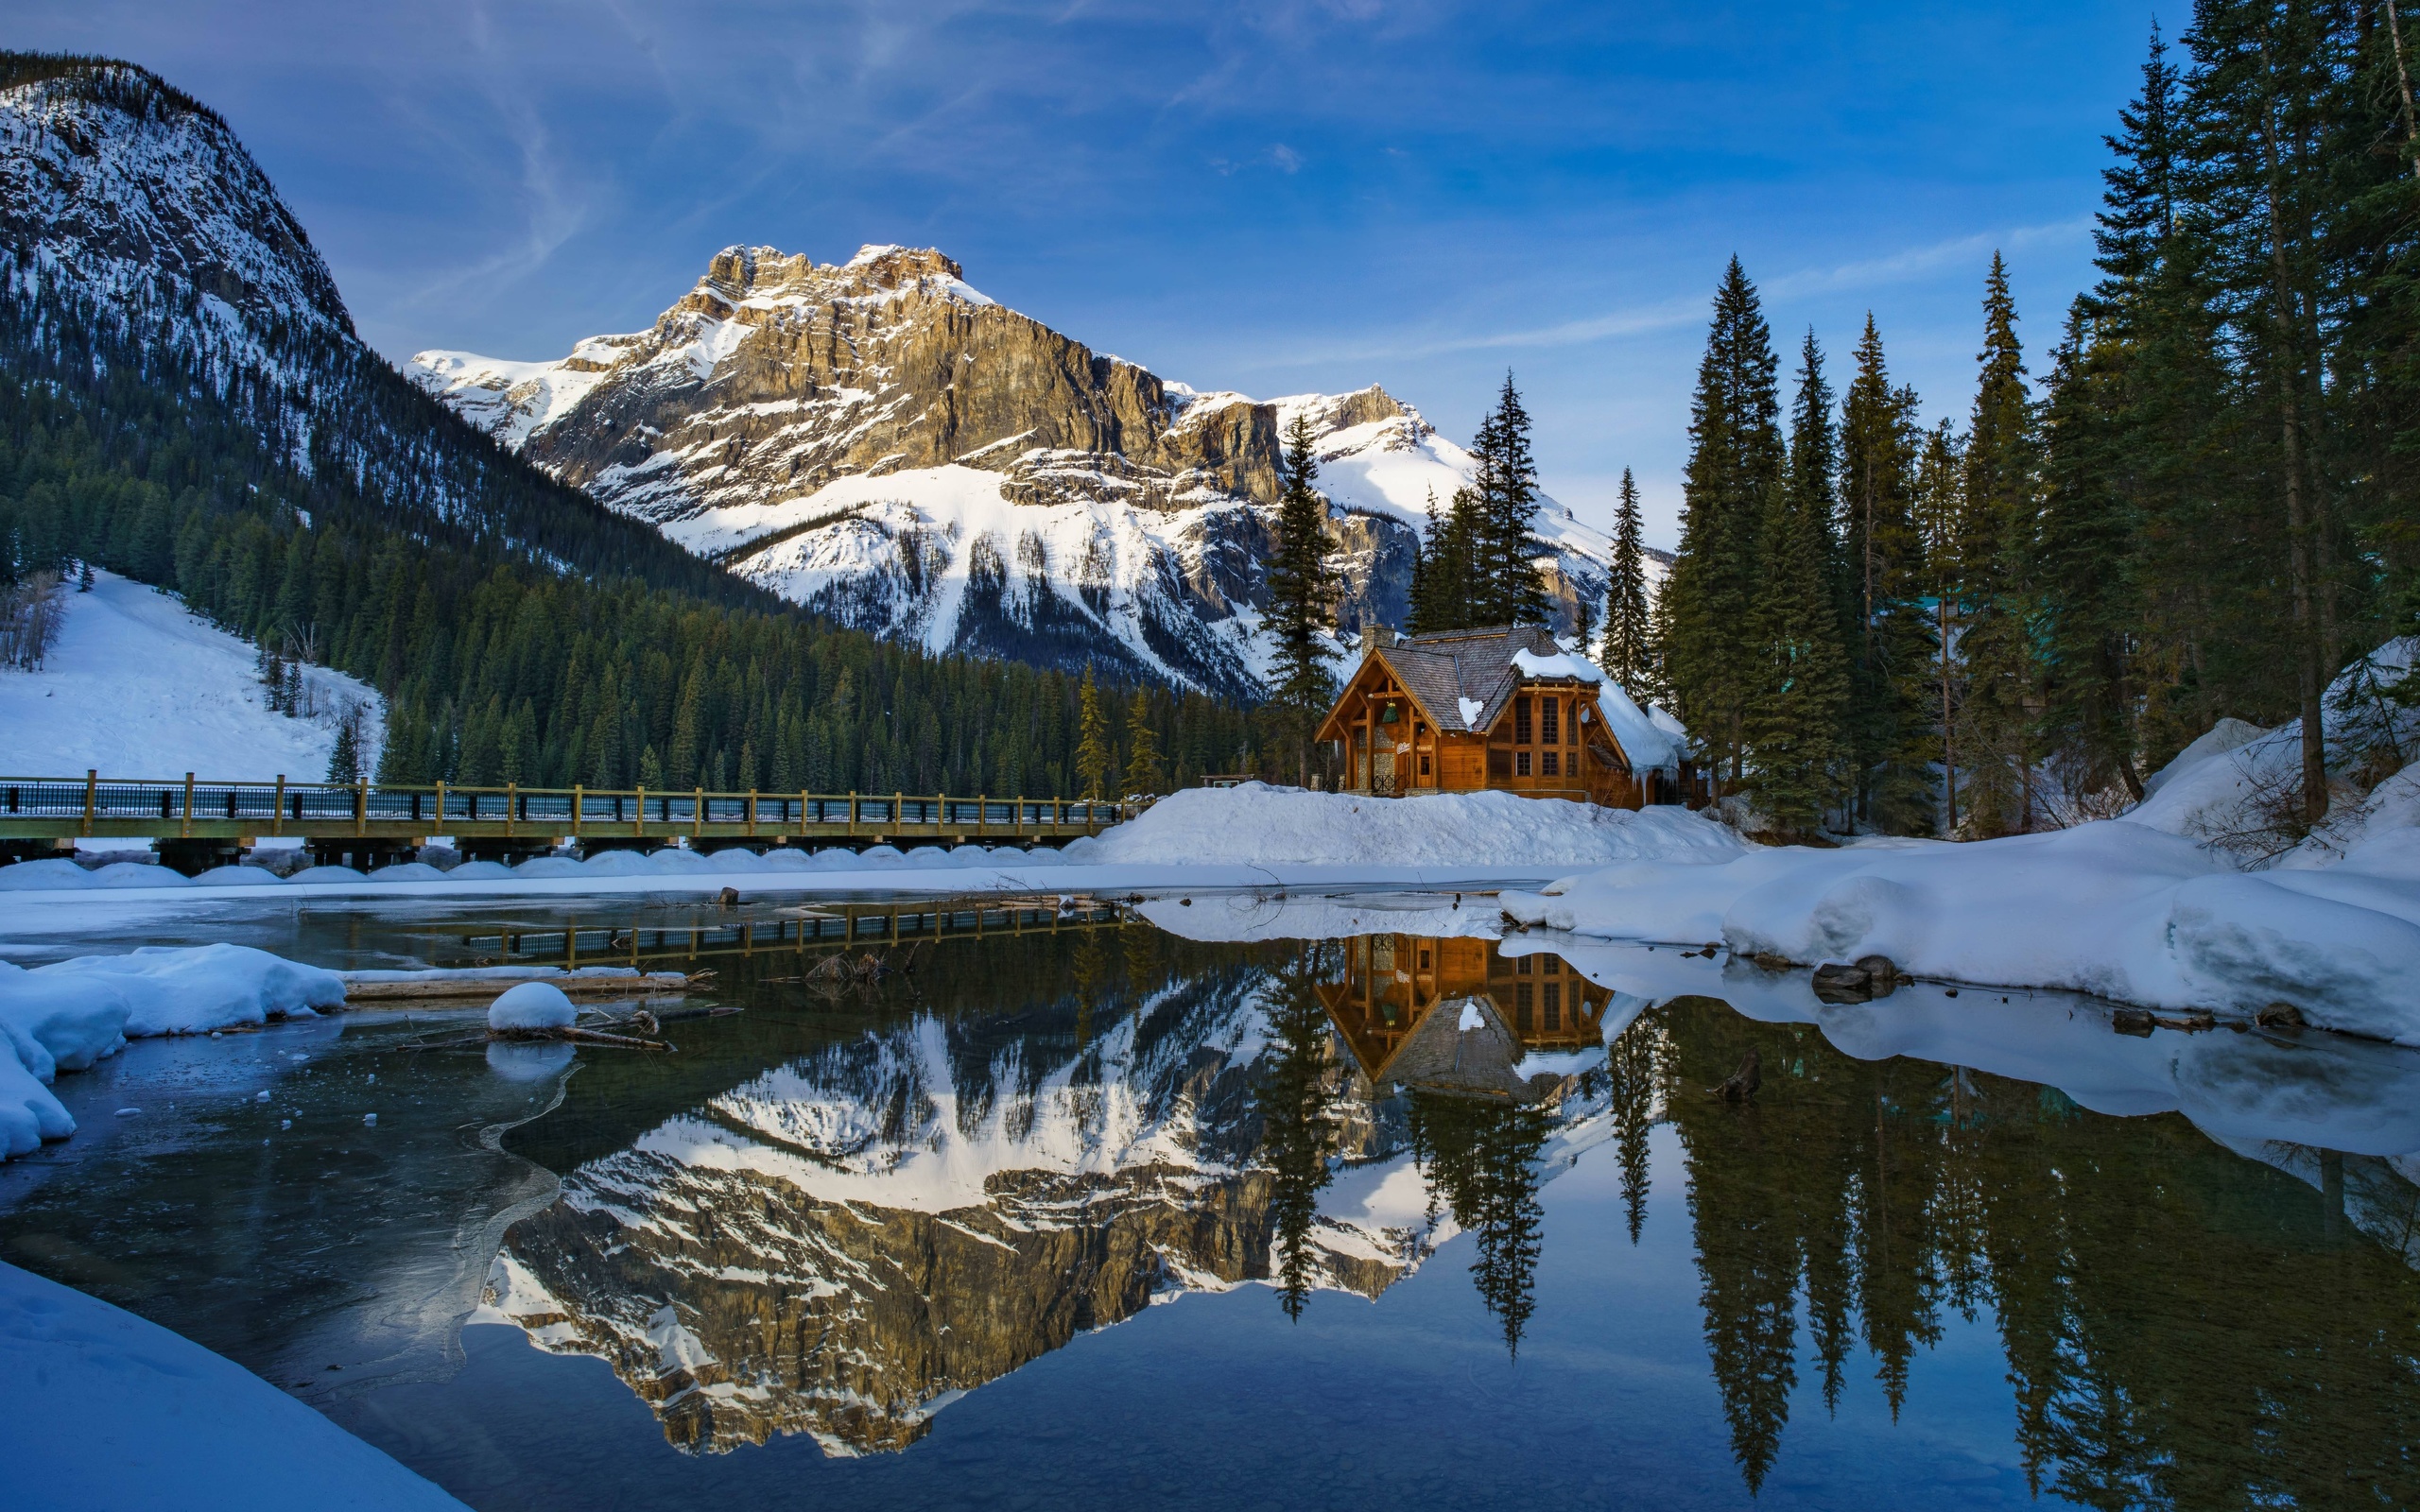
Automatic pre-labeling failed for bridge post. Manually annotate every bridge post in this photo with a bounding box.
[634,784,646,838]
[433,780,443,842]
[182,773,194,839]
[81,769,95,838]
[748,789,758,840]
[693,787,703,843]
[273,775,285,837]
[355,778,367,838]
[573,784,583,841]
[506,782,517,839]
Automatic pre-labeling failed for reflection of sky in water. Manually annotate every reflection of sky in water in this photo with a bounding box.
[2,892,2416,1510]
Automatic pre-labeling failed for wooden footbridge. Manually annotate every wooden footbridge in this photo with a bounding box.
[0,771,1132,871]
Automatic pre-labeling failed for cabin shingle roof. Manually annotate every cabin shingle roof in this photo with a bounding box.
[1371,624,1564,733]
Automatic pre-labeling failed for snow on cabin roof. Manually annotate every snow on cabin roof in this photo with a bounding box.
[1363,624,1562,733]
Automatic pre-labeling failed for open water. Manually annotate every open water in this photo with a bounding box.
[4,890,2418,1510]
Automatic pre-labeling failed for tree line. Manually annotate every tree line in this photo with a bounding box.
[1650,10,2420,838]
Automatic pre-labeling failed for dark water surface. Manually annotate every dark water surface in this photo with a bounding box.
[5,892,2419,1510]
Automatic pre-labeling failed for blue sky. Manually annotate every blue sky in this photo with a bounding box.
[18,1,2155,545]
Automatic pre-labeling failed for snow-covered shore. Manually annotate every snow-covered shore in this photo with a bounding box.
[0,783,1746,907]
[1505,644,2420,1045]
[0,945,342,1157]
[0,1261,468,1510]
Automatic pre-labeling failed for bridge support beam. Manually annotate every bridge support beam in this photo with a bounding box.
[573,835,669,859]
[306,837,422,872]
[0,838,73,867]
[453,834,562,866]
[155,838,243,877]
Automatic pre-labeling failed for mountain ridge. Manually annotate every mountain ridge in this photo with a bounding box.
[412,244,1661,698]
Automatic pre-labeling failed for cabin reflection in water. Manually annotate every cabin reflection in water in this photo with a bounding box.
[1318,934,1609,1104]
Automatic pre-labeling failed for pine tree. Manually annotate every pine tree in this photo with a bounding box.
[1837,315,1934,832]
[325,702,363,783]
[1473,373,1549,626]
[1262,414,1340,778]
[1742,333,1851,834]
[1913,421,1966,833]
[1122,685,1161,796]
[1076,664,1112,799]
[1603,468,1654,694]
[1663,257,1784,790]
[1957,253,2044,835]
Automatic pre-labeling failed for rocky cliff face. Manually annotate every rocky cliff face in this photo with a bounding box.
[481,971,1443,1456]
[413,246,1654,699]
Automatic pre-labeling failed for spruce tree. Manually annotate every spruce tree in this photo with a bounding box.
[1837,315,1934,832]
[1604,468,1653,693]
[1957,253,2044,835]
[1662,257,1784,789]
[1076,664,1112,799]
[1913,421,1966,833]
[1122,685,1161,796]
[325,703,362,784]
[1475,374,1549,625]
[1742,334,1851,834]
[1262,413,1341,778]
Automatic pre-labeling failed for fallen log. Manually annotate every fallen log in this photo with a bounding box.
[489,1025,674,1051]
[343,971,702,1005]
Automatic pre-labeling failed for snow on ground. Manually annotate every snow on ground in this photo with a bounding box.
[1066,784,1740,869]
[0,1260,469,1510]
[0,569,380,780]
[1504,642,2420,1045]
[0,945,341,1157]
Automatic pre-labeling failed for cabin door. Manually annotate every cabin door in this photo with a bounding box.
[1373,744,1396,794]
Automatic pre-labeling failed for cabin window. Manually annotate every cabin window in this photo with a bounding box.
[1544,982,1562,1030]
[1515,983,1533,1031]
[1513,696,1532,744]
[1487,747,1512,779]
[1543,956,1560,975]
[1541,697,1559,745]
[1542,750,1559,777]
[1419,753,1431,776]
[1516,955,1532,975]
[1418,949,1430,970]
[1568,705,1581,745]
[1515,750,1531,777]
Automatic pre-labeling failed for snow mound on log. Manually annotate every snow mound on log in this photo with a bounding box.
[487,981,578,1032]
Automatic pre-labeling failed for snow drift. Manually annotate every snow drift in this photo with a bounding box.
[1504,641,2420,1044]
[0,945,342,1157]
[1062,783,1742,869]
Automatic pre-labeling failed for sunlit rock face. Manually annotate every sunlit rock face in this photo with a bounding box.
[482,968,1444,1454]
[410,246,1656,697]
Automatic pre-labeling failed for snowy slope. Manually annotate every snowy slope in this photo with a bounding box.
[410,246,1660,697]
[0,571,380,781]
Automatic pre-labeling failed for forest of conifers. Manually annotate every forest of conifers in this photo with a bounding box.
[1652,9,2420,839]
[0,263,1250,797]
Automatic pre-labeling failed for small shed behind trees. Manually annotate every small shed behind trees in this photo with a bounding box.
[1315,625,1699,809]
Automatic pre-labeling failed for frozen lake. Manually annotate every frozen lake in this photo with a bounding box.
[5,891,2418,1510]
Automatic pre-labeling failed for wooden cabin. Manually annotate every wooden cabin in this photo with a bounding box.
[1316,624,1691,809]
[1315,934,1613,1101]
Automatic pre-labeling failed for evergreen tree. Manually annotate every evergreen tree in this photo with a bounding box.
[1663,257,1785,790]
[1603,468,1654,695]
[1472,373,1550,626]
[1409,485,1484,633]
[1076,665,1112,799]
[1957,253,2045,835]
[325,703,363,783]
[1121,685,1160,796]
[1838,315,1936,833]
[1913,421,1967,833]
[1262,414,1340,778]
[1742,332,1851,834]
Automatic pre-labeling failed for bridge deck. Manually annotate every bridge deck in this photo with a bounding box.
[0,774,1129,848]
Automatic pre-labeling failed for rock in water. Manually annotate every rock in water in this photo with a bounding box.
[488,982,578,1032]
[1713,1047,1761,1102]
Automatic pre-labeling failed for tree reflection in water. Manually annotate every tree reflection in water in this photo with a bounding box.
[1260,944,1345,1320]
[1662,997,2420,1507]
[1408,1090,1555,1356]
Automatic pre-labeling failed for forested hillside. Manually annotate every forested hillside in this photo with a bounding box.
[1656,8,2419,839]
[0,54,1251,797]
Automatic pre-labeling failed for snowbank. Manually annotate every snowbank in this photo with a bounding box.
[0,568,380,780]
[1065,784,1740,869]
[0,945,342,1157]
[487,981,577,1032]
[1504,643,2420,1043]
[0,1261,470,1510]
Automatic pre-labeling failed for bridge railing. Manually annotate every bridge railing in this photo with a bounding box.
[0,773,1132,836]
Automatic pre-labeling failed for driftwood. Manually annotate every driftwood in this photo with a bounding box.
[489,1025,673,1051]
[344,971,707,1005]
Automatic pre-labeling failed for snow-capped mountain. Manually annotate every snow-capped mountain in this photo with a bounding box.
[412,246,1663,699]
[0,55,752,605]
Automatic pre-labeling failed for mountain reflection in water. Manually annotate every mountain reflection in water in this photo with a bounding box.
[473,917,2420,1504]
